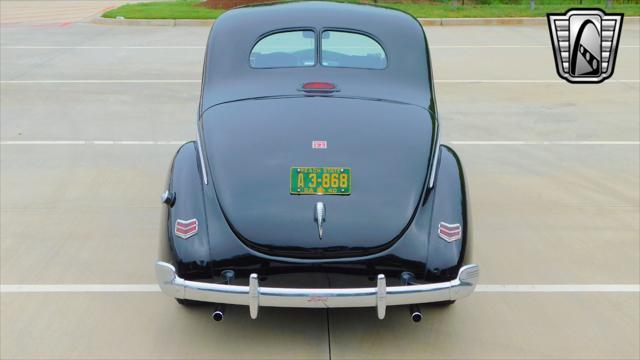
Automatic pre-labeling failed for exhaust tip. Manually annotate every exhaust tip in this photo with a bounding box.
[212,310,224,322]
[409,304,422,322]
[411,311,422,322]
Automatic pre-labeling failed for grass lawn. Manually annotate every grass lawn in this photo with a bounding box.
[102,0,640,19]
[103,0,224,19]
[386,3,640,17]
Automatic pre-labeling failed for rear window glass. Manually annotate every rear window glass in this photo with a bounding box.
[321,31,387,69]
[250,30,316,68]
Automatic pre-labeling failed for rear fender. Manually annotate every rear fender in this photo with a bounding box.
[423,145,472,281]
[159,141,211,278]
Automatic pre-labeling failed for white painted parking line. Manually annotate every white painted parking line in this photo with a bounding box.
[451,141,640,145]
[1,140,87,145]
[2,45,638,49]
[2,140,638,146]
[1,46,205,49]
[1,284,638,293]
[431,45,640,48]
[477,284,640,292]
[2,79,638,84]
[0,140,187,145]
[436,79,640,83]
[0,284,160,293]
[0,80,201,84]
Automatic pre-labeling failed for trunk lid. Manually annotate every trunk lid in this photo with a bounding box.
[202,97,433,258]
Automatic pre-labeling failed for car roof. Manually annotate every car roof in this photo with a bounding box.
[200,1,432,112]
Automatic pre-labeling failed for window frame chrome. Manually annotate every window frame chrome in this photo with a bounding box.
[249,28,317,69]
[319,28,389,70]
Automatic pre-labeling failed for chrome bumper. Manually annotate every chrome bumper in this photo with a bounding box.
[155,261,479,319]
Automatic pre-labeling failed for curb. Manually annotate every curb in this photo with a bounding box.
[92,15,639,27]
[91,17,213,26]
[419,17,545,26]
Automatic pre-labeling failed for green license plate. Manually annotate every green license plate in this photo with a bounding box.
[290,167,351,195]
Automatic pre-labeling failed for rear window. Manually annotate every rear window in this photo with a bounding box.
[250,30,316,68]
[321,31,387,69]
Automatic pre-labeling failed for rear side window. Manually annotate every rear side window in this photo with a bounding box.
[250,30,316,68]
[321,31,387,69]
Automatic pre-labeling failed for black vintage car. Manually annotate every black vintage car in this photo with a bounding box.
[156,1,478,322]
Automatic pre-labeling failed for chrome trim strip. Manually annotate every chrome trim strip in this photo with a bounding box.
[196,121,208,185]
[315,202,325,239]
[428,126,440,189]
[156,261,479,319]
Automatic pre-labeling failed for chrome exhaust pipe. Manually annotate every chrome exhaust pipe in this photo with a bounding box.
[402,273,423,322]
[211,271,233,322]
[409,304,422,322]
[211,305,225,322]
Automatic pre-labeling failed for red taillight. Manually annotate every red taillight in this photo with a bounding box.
[302,82,336,90]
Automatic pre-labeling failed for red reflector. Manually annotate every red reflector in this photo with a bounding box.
[302,82,336,90]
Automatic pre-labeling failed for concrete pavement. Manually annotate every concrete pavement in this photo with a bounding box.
[0,0,148,26]
[1,14,639,360]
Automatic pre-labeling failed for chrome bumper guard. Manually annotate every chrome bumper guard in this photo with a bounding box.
[156,261,479,319]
